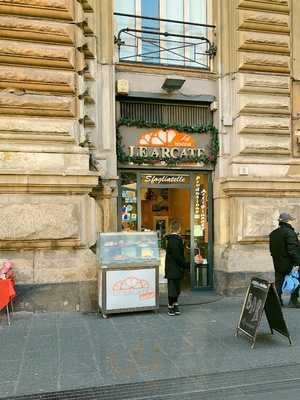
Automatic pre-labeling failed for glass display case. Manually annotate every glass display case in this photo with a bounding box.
[97,232,159,317]
[98,232,159,266]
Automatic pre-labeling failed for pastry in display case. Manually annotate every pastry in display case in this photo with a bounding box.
[97,232,159,266]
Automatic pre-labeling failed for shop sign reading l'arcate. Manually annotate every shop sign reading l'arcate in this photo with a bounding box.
[129,146,205,159]
[119,126,210,162]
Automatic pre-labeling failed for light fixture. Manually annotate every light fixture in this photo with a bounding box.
[161,78,185,92]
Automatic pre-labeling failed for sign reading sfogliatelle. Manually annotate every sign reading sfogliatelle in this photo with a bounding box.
[141,174,190,185]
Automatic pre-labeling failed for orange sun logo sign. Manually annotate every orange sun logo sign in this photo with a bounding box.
[139,129,196,148]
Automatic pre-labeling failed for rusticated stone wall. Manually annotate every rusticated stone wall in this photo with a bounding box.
[218,0,291,166]
[214,0,300,294]
[0,0,105,311]
[236,0,290,160]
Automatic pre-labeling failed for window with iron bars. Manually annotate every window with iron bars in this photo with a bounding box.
[115,0,215,69]
[119,100,213,126]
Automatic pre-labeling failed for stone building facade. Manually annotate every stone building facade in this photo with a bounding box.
[0,0,116,310]
[0,0,298,310]
[215,0,296,293]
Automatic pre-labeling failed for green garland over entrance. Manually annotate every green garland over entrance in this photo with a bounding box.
[116,117,219,166]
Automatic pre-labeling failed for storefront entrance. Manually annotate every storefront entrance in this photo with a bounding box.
[118,170,213,290]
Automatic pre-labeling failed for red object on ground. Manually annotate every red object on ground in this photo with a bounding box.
[0,279,16,310]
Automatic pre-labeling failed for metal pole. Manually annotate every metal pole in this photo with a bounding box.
[118,27,210,43]
[6,304,11,326]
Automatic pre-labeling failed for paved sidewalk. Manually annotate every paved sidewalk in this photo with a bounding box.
[0,296,300,398]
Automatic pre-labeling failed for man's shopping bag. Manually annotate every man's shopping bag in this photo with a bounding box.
[282,267,300,295]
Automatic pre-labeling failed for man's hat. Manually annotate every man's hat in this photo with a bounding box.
[278,212,296,222]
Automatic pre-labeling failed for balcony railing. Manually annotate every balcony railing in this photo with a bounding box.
[114,13,216,70]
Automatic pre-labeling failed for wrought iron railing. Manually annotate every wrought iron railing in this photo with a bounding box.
[114,13,216,69]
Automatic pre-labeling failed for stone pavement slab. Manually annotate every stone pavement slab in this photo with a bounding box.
[1,296,300,398]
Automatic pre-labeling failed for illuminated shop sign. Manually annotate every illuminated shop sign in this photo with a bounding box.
[141,174,190,185]
[129,146,205,159]
[119,126,211,164]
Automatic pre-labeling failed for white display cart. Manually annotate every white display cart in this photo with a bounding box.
[97,232,159,318]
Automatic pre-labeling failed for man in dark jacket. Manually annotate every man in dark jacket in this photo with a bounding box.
[269,212,300,308]
[165,220,186,316]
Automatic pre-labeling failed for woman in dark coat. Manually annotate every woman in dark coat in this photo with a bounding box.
[165,220,186,316]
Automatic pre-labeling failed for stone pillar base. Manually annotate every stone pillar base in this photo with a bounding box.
[214,270,274,296]
[2,248,99,312]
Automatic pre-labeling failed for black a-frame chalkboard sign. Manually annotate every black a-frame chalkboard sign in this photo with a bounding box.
[236,277,292,349]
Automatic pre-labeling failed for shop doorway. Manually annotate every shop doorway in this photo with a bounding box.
[140,187,191,289]
[118,171,212,290]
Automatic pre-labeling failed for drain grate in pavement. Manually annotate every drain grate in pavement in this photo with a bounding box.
[4,363,300,400]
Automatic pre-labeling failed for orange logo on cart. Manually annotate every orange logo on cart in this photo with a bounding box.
[139,129,196,148]
[112,276,150,295]
[139,291,155,301]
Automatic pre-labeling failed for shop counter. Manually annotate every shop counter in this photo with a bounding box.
[96,232,159,318]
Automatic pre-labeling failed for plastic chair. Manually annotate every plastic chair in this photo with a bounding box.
[0,279,15,326]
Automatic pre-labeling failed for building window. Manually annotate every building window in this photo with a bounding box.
[115,0,214,69]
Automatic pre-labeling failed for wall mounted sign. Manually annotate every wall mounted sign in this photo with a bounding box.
[116,119,219,166]
[141,174,190,185]
[131,128,204,160]
[123,127,207,161]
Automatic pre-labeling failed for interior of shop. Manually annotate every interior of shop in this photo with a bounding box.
[119,172,210,289]
[140,187,190,287]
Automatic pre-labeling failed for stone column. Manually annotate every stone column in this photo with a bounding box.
[90,0,118,234]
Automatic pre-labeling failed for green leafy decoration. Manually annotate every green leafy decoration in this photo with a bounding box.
[116,117,219,166]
